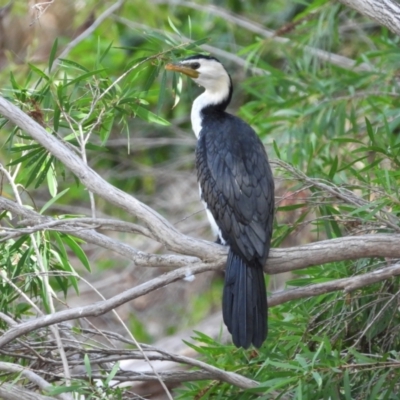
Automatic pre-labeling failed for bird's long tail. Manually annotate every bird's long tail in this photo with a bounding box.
[222,250,267,348]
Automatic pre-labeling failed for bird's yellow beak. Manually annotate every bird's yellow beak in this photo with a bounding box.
[165,63,200,78]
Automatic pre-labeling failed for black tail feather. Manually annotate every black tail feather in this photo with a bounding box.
[222,250,267,348]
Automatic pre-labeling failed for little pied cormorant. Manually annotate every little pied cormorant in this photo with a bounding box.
[166,55,274,349]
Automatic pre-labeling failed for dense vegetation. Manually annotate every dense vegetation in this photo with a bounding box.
[1,0,400,398]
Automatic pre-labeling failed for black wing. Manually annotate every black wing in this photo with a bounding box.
[196,113,274,266]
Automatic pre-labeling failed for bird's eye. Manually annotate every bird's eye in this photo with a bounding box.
[191,62,200,70]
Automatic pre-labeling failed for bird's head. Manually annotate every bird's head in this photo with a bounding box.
[166,55,231,94]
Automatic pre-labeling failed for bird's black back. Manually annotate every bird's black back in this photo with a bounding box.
[196,110,274,268]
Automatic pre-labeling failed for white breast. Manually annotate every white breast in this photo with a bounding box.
[191,94,205,138]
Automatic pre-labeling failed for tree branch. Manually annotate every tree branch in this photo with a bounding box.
[337,0,400,36]
[269,262,400,307]
[2,195,400,275]
[0,95,223,261]
[0,251,399,349]
[0,362,72,400]
[0,384,56,400]
[0,195,206,269]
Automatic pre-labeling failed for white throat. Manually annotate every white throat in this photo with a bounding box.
[190,86,230,138]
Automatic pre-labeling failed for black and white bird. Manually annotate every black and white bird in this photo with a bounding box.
[166,55,274,348]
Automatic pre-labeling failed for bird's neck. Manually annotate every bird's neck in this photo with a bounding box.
[191,84,232,138]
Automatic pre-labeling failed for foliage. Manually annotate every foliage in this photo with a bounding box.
[1,0,400,399]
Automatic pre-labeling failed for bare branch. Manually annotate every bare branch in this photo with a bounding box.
[0,384,56,400]
[2,195,400,274]
[269,262,400,307]
[0,196,205,269]
[337,0,400,36]
[142,345,258,389]
[0,244,399,349]
[0,260,220,348]
[267,235,400,274]
[72,369,256,387]
[0,362,72,400]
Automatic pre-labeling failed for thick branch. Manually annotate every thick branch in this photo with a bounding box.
[267,235,400,274]
[0,96,222,261]
[2,195,400,274]
[337,0,400,36]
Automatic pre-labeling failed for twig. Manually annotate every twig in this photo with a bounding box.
[0,260,220,348]
[275,159,400,232]
[144,344,258,389]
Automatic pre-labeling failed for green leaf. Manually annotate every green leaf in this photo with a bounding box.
[328,155,338,179]
[48,38,58,72]
[58,58,89,72]
[365,117,375,143]
[62,234,91,272]
[7,147,44,166]
[46,163,58,197]
[34,155,55,189]
[100,41,114,64]
[25,152,48,188]
[168,16,182,37]
[28,63,50,81]
[133,105,170,126]
[273,139,281,158]
[45,385,83,395]
[40,188,70,214]
[104,362,120,386]
[53,104,61,132]
[343,369,352,400]
[65,69,106,87]
[84,353,92,380]
[157,69,167,115]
